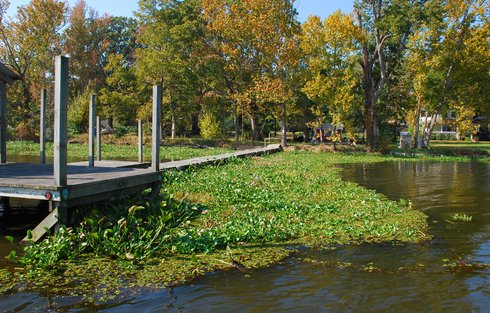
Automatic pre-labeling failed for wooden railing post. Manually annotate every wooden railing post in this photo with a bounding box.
[0,82,6,164]
[54,56,69,187]
[138,119,143,163]
[40,89,47,164]
[152,85,161,172]
[96,116,101,161]
[88,94,96,167]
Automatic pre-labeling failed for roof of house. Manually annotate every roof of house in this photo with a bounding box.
[0,62,21,84]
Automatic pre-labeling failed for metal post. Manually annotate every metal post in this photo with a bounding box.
[138,119,143,163]
[40,88,47,164]
[54,56,69,187]
[152,85,161,172]
[0,82,6,164]
[88,94,96,167]
[96,116,101,161]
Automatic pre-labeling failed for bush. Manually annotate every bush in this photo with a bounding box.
[68,93,89,135]
[199,112,222,139]
[15,121,37,140]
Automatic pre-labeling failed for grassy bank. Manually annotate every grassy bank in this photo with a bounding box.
[1,150,431,303]
[6,140,235,161]
[430,140,490,154]
[390,140,490,160]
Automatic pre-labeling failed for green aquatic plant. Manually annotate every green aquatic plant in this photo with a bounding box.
[451,213,473,222]
[3,150,432,299]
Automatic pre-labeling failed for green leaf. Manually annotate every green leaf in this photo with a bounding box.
[4,236,14,244]
[128,205,145,215]
[26,230,33,240]
[5,250,17,260]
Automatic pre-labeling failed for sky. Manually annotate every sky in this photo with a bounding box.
[6,0,355,22]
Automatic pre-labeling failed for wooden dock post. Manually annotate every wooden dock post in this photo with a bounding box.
[96,116,101,161]
[89,94,96,167]
[0,82,6,164]
[152,85,161,172]
[54,56,69,187]
[138,119,143,163]
[40,89,47,164]
[150,86,162,206]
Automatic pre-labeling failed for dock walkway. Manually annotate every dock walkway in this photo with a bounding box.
[0,144,281,207]
[0,56,282,242]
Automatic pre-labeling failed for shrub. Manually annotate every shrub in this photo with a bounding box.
[68,93,89,135]
[15,121,37,140]
[199,112,222,139]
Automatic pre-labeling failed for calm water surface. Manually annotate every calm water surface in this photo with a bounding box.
[0,161,488,312]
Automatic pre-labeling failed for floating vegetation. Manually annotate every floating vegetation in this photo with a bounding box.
[300,257,490,274]
[451,213,473,222]
[2,151,432,301]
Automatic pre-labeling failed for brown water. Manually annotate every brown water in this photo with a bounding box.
[0,161,489,312]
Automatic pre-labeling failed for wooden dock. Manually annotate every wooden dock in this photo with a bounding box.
[0,56,282,242]
[160,145,281,170]
[0,145,282,241]
[0,145,281,203]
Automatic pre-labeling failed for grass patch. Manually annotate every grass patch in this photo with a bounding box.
[6,140,234,161]
[431,140,490,154]
[391,140,490,160]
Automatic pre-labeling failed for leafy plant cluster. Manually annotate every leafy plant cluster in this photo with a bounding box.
[14,193,203,269]
[163,151,430,250]
[10,151,430,270]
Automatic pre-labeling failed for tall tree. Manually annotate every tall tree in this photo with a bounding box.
[64,0,110,93]
[301,12,361,145]
[406,0,488,146]
[136,0,203,138]
[202,0,299,144]
[0,0,67,125]
[99,54,141,125]
[353,0,426,152]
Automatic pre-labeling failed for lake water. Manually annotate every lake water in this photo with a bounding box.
[0,161,489,312]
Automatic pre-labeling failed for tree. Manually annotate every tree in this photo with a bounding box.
[64,0,110,93]
[0,0,67,126]
[98,17,141,126]
[104,16,139,66]
[202,0,299,144]
[99,54,141,125]
[301,12,361,145]
[136,0,203,138]
[353,0,426,152]
[406,0,489,146]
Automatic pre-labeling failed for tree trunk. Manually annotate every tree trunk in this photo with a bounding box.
[413,107,421,148]
[424,113,438,148]
[303,127,309,143]
[171,113,176,139]
[364,92,378,153]
[233,109,240,141]
[250,116,258,141]
[280,103,287,147]
[191,113,200,136]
